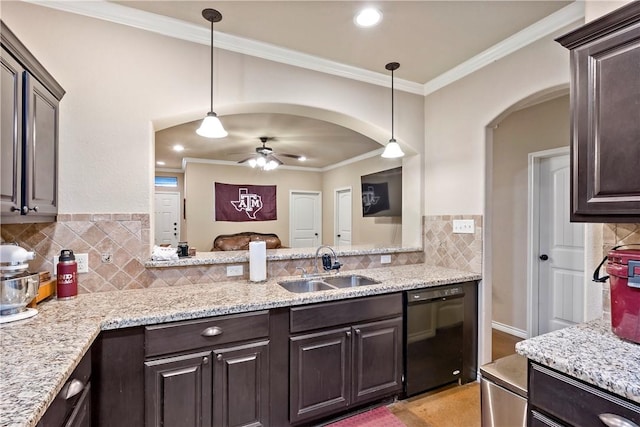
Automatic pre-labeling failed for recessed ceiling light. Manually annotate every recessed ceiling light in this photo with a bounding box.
[354,8,382,28]
[156,161,165,166]
[173,144,184,152]
[298,156,307,162]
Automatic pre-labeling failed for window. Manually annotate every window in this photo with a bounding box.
[155,176,178,188]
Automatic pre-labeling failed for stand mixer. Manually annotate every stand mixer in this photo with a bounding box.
[0,244,40,323]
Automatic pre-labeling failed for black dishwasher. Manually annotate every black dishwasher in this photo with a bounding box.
[404,285,465,396]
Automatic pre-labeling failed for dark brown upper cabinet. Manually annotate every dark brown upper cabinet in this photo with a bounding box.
[556,3,640,222]
[1,21,64,224]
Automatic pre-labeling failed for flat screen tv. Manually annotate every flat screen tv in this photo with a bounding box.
[361,167,402,217]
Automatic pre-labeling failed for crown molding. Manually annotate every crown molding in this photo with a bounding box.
[423,2,585,95]
[24,0,423,95]
[25,0,584,97]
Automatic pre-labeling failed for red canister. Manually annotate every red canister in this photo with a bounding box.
[605,249,640,343]
[57,249,78,300]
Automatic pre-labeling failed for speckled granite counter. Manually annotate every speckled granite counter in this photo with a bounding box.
[145,244,422,267]
[516,318,640,403]
[0,264,479,427]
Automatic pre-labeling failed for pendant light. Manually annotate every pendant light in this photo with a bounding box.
[381,62,405,158]
[196,8,228,138]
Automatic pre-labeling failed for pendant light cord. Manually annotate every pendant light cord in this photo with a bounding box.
[391,67,395,140]
[209,18,214,113]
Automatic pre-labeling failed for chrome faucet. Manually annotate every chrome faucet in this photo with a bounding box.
[313,245,342,275]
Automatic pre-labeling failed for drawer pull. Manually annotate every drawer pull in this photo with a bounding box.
[201,326,223,337]
[599,414,640,427]
[216,354,223,361]
[61,379,85,400]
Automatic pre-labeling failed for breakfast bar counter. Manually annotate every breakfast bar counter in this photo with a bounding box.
[0,263,479,427]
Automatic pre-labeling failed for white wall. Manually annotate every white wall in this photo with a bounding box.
[1,2,424,232]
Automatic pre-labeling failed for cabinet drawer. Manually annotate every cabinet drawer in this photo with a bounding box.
[290,293,402,334]
[38,349,91,427]
[145,310,269,357]
[529,362,640,426]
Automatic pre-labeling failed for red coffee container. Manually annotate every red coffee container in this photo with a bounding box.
[57,249,78,300]
[605,248,640,343]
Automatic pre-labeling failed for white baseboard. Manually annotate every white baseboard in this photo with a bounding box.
[492,321,528,339]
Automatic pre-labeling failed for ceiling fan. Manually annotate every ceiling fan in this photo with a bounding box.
[238,137,306,170]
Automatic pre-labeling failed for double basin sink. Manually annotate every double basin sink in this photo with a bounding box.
[278,274,381,293]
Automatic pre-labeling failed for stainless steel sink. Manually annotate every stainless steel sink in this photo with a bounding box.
[278,275,380,293]
[322,275,380,288]
[278,279,335,293]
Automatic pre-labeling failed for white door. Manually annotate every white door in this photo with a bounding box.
[290,191,321,248]
[537,154,584,334]
[335,188,352,247]
[154,192,180,247]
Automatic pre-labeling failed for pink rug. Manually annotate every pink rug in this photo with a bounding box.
[326,406,405,427]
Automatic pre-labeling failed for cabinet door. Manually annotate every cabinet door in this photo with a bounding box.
[0,48,23,216]
[145,351,213,427]
[213,340,269,427]
[289,327,351,424]
[351,317,403,405]
[24,73,58,217]
[558,4,640,221]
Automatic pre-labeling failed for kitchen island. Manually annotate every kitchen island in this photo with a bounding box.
[516,319,640,404]
[0,263,477,427]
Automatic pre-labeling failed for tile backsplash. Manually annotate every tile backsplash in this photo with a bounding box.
[423,215,483,274]
[1,213,424,293]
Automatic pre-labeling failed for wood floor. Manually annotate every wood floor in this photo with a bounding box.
[388,329,523,427]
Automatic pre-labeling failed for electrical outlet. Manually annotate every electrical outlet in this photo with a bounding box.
[380,255,392,264]
[226,265,243,277]
[452,219,475,234]
[53,253,89,274]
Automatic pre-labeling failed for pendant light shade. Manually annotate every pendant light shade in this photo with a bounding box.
[197,8,227,139]
[381,62,405,159]
[196,112,227,138]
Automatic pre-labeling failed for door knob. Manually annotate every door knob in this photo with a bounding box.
[539,254,549,261]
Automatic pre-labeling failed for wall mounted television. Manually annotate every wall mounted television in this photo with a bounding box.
[361,167,402,217]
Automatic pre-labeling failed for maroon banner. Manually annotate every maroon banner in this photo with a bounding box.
[214,182,277,222]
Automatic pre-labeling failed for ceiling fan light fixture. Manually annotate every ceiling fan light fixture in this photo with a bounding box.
[381,138,404,158]
[248,158,257,168]
[196,112,228,138]
[256,156,267,167]
[355,8,382,27]
[382,61,405,159]
[265,160,279,171]
[198,8,227,139]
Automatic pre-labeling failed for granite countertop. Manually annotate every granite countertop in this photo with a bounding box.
[145,244,422,267]
[516,318,640,404]
[0,263,479,427]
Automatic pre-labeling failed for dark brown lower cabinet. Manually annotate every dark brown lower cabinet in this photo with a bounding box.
[145,350,213,427]
[528,361,640,426]
[289,298,403,426]
[213,341,270,427]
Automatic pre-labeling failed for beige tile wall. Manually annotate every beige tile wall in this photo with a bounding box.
[1,214,424,293]
[423,215,483,273]
[601,223,640,316]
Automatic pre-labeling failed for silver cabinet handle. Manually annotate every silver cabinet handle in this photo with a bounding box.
[355,329,361,335]
[203,357,209,364]
[216,354,222,361]
[346,331,351,337]
[599,414,640,427]
[201,326,222,337]
[61,379,85,400]
[10,206,20,214]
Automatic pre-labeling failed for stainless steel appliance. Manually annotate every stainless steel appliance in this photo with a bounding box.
[480,353,528,427]
[404,285,465,396]
[0,244,39,323]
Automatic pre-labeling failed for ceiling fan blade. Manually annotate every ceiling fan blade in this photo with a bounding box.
[237,156,254,164]
[270,155,283,165]
[280,153,304,160]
